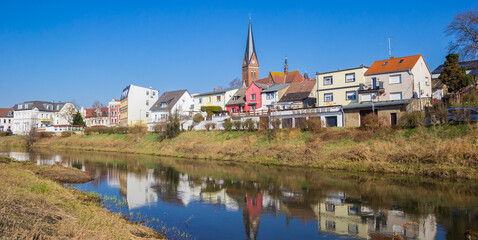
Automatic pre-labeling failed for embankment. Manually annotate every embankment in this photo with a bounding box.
[0,155,165,239]
[1,125,478,180]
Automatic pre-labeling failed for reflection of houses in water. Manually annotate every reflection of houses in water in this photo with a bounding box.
[106,167,120,188]
[314,192,438,240]
[7,152,32,161]
[368,210,437,240]
[126,169,158,209]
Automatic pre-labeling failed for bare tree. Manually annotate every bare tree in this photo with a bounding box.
[446,10,478,60]
[92,101,104,117]
[229,77,242,89]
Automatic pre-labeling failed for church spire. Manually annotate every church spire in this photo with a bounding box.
[242,20,259,87]
[284,56,288,74]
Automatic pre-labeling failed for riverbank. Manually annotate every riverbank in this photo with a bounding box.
[1,124,478,180]
[0,155,165,239]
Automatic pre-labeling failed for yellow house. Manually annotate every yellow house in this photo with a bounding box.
[317,66,369,107]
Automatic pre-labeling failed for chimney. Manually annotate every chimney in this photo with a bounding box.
[213,88,217,92]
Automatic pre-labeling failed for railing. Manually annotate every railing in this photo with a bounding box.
[215,106,342,118]
[359,81,384,91]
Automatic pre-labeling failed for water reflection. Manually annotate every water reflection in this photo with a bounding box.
[2,149,477,240]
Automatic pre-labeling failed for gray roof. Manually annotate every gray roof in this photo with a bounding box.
[432,60,478,75]
[150,90,188,111]
[194,88,238,97]
[12,101,69,112]
[261,83,290,93]
[343,99,411,110]
[226,86,247,106]
[244,21,257,65]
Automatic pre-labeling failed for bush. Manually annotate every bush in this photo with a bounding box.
[232,121,242,131]
[0,131,8,137]
[36,132,55,138]
[243,119,256,132]
[271,119,281,129]
[429,104,448,125]
[399,111,424,129]
[165,113,180,139]
[223,120,233,131]
[361,113,388,131]
[60,131,72,137]
[300,117,323,133]
[204,123,216,131]
[200,106,223,117]
[129,125,147,134]
[193,113,204,123]
[114,126,129,134]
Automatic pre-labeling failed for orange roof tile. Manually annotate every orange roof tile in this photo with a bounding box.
[365,55,423,75]
[0,108,13,117]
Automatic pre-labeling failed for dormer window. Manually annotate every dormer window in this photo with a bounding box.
[18,105,23,110]
[399,59,404,63]
[382,61,388,66]
[146,91,149,95]
[8,111,12,116]
[161,102,168,107]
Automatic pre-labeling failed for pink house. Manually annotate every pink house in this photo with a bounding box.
[244,82,266,112]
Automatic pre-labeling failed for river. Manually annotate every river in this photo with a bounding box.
[1,148,477,240]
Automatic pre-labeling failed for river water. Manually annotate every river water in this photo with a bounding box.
[1,148,477,240]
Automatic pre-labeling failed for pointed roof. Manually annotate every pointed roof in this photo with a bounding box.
[226,86,247,106]
[279,79,317,102]
[150,90,188,111]
[244,21,257,65]
[365,54,427,75]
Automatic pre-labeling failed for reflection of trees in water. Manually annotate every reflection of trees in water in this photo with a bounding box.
[24,148,478,239]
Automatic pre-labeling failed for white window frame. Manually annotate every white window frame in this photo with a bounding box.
[251,94,256,100]
[390,92,402,100]
[361,94,372,102]
[346,91,357,100]
[324,93,333,102]
[345,73,355,83]
[324,76,333,85]
[389,74,402,84]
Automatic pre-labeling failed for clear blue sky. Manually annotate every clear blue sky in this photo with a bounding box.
[0,0,476,108]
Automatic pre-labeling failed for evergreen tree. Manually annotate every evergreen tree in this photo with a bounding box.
[72,112,86,126]
[439,53,473,101]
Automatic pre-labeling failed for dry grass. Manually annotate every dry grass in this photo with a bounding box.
[0,157,164,240]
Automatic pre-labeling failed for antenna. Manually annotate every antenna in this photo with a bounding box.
[388,37,392,58]
[249,12,251,22]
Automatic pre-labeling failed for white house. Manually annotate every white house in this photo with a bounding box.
[12,101,77,135]
[192,88,238,112]
[261,83,290,111]
[0,108,14,132]
[149,90,194,123]
[120,84,159,126]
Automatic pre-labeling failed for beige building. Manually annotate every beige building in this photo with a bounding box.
[317,65,369,107]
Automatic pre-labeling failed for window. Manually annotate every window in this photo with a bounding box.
[251,94,256,100]
[153,91,156,96]
[208,97,211,103]
[233,96,240,101]
[8,111,12,116]
[161,102,168,107]
[146,100,149,106]
[389,74,401,84]
[146,91,149,95]
[199,98,203,104]
[146,112,149,118]
[18,105,23,109]
[251,106,256,110]
[390,92,402,100]
[232,108,236,113]
[324,93,333,102]
[399,59,404,63]
[383,61,388,66]
[345,73,355,82]
[266,92,274,100]
[346,91,357,100]
[361,94,372,102]
[425,77,429,86]
[324,76,333,85]
[217,96,221,102]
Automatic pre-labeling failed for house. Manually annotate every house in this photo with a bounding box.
[244,82,271,112]
[277,79,317,109]
[192,88,238,112]
[431,59,478,101]
[108,99,121,126]
[361,54,432,103]
[226,85,247,113]
[12,101,77,134]
[81,107,109,127]
[149,90,194,123]
[317,65,369,107]
[0,108,14,132]
[255,57,306,85]
[261,84,290,111]
[120,84,159,126]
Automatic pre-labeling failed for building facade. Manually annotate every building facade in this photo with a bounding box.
[261,84,290,111]
[0,108,14,132]
[317,66,369,107]
[150,90,194,123]
[192,88,238,112]
[108,99,121,126]
[120,84,159,126]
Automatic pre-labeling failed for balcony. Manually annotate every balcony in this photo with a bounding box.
[358,81,385,93]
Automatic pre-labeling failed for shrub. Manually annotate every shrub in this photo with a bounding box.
[84,126,110,135]
[36,132,55,138]
[0,131,8,137]
[360,113,388,131]
[114,126,128,134]
[223,120,233,131]
[429,104,448,125]
[193,113,204,123]
[153,123,165,133]
[300,117,323,133]
[399,111,424,129]
[271,119,281,129]
[200,106,223,117]
[243,119,256,132]
[165,112,180,139]
[60,131,72,138]
[129,125,147,134]
[204,123,216,131]
[232,121,242,131]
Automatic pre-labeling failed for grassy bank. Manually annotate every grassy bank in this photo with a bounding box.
[0,155,164,239]
[1,124,478,180]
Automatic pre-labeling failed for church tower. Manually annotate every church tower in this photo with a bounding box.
[242,21,259,87]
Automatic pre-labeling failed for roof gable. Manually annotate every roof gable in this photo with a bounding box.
[279,80,316,102]
[150,90,188,111]
[365,55,423,75]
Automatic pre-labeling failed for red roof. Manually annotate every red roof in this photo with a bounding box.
[256,70,305,85]
[0,108,13,117]
[84,107,108,118]
[365,54,429,75]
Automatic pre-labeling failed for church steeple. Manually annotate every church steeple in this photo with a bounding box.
[242,20,259,87]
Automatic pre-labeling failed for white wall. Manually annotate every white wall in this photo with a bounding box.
[127,85,159,123]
